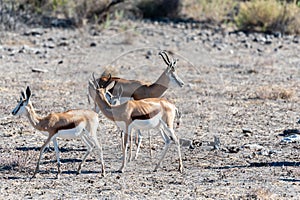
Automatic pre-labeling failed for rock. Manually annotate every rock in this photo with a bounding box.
[43,43,55,49]
[244,42,252,48]
[281,134,300,143]
[265,40,272,45]
[179,138,194,149]
[292,37,299,43]
[223,146,240,153]
[58,41,69,46]
[257,48,263,53]
[242,128,252,134]
[24,29,43,36]
[242,128,253,137]
[243,144,265,151]
[90,42,97,47]
[273,32,282,38]
[281,129,300,136]
[259,35,266,43]
[32,68,48,73]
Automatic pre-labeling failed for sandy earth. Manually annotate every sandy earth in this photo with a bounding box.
[0,20,300,199]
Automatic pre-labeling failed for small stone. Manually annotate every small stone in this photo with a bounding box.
[90,42,97,47]
[257,48,263,53]
[24,29,43,36]
[265,40,272,45]
[243,144,264,151]
[242,128,252,134]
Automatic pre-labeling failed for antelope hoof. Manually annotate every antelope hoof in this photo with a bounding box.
[56,173,61,179]
[76,166,82,175]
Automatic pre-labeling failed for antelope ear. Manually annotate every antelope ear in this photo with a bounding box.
[21,90,26,99]
[106,81,115,92]
[26,86,31,100]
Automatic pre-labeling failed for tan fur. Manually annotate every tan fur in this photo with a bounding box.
[12,87,105,178]
[89,81,183,173]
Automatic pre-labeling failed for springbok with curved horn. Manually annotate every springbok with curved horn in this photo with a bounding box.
[89,77,183,173]
[94,51,184,100]
[88,50,184,160]
[12,86,105,178]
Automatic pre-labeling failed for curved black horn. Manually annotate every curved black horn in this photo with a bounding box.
[162,51,171,64]
[159,50,171,66]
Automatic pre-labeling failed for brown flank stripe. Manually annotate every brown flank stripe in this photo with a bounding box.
[131,109,160,121]
[55,122,77,132]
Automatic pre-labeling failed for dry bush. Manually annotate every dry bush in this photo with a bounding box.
[255,86,294,100]
[235,0,300,34]
[136,0,182,19]
[182,0,237,23]
[2,0,300,35]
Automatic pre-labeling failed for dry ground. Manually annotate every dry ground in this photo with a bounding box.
[0,21,300,199]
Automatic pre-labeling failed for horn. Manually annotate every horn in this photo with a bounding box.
[88,79,96,89]
[159,50,171,66]
[92,73,100,88]
[161,51,171,64]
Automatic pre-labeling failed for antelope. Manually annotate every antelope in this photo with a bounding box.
[11,86,105,178]
[94,51,184,100]
[89,77,183,173]
[88,50,184,159]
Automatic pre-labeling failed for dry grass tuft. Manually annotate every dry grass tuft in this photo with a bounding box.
[136,0,182,19]
[182,0,237,23]
[247,188,276,200]
[255,85,294,100]
[0,151,34,173]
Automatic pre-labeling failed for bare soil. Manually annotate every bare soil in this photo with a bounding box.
[0,21,300,199]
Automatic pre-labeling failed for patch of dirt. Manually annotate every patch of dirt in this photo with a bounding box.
[0,20,300,199]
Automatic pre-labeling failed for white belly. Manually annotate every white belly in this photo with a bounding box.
[131,117,160,129]
[116,113,162,134]
[41,123,85,140]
